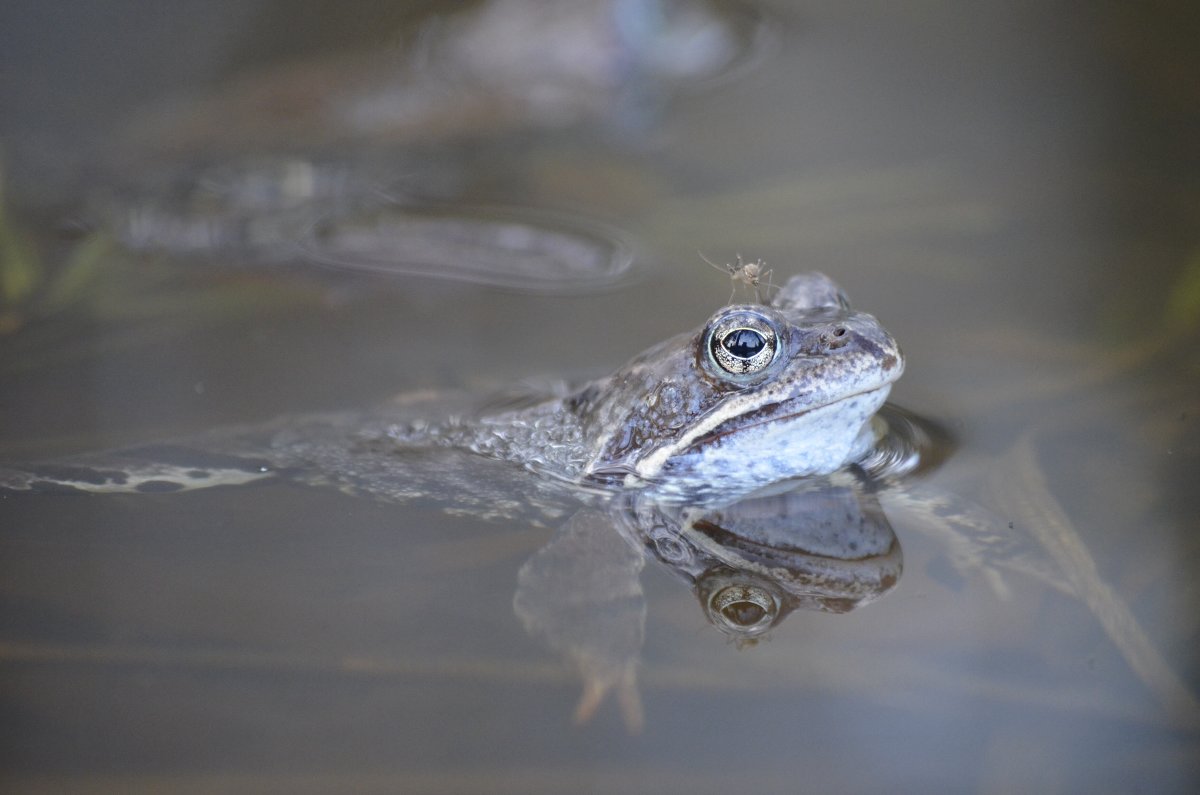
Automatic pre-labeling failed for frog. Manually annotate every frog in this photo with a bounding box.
[1,271,928,727]
[0,271,905,502]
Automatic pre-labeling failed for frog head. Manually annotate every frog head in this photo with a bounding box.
[574,273,903,499]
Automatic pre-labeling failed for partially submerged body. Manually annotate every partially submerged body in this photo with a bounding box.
[0,272,905,504]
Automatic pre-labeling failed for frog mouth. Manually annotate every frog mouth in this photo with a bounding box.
[686,384,892,452]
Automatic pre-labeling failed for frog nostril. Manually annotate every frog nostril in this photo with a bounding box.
[816,326,851,351]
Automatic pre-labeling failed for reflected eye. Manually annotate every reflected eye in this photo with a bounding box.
[706,311,779,376]
[708,583,778,634]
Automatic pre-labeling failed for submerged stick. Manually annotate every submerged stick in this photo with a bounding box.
[993,434,1200,726]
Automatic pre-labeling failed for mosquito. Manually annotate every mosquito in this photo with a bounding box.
[701,252,775,304]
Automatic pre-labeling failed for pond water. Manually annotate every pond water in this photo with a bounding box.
[2,1,1199,792]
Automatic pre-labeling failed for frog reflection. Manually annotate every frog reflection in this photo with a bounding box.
[639,480,901,624]
[514,478,901,730]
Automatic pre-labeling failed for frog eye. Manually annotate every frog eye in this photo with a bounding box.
[705,310,779,376]
[709,583,778,634]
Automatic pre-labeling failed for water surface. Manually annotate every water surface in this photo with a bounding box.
[2,1,1198,792]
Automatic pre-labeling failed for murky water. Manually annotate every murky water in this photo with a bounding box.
[2,1,1199,792]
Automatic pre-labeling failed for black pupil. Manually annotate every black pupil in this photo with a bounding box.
[722,328,766,359]
[722,601,767,626]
